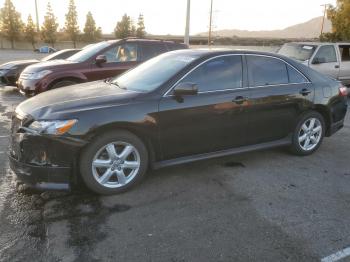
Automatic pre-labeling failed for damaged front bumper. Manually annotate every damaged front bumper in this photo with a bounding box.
[9,130,86,191]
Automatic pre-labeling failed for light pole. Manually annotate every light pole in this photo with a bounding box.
[208,0,213,46]
[35,0,40,32]
[184,0,191,45]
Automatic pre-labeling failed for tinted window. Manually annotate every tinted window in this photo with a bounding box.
[247,56,288,86]
[287,65,308,83]
[313,45,337,63]
[180,56,243,92]
[141,42,166,61]
[103,43,138,63]
[339,45,350,62]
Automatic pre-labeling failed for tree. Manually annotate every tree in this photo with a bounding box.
[83,11,101,42]
[136,14,146,38]
[24,15,37,49]
[326,0,350,40]
[64,0,79,47]
[0,0,24,49]
[114,14,133,39]
[41,2,58,47]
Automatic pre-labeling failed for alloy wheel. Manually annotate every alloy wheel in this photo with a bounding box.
[298,117,322,151]
[92,142,140,188]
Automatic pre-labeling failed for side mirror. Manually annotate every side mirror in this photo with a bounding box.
[95,55,107,65]
[173,82,198,96]
[312,57,326,64]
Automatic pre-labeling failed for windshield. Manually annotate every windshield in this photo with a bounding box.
[112,52,198,92]
[67,42,111,62]
[278,43,317,62]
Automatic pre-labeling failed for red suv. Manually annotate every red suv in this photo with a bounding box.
[17,39,188,95]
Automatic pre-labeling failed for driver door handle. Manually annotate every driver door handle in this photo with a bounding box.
[300,88,312,96]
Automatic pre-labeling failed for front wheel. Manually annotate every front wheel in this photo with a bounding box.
[79,131,148,195]
[290,111,325,156]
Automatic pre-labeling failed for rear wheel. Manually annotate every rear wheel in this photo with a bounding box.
[79,130,148,195]
[290,111,325,156]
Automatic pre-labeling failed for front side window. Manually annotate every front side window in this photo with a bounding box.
[247,56,288,86]
[313,45,337,63]
[103,43,138,63]
[179,56,243,92]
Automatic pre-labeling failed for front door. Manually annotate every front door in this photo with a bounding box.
[86,43,140,81]
[158,55,250,160]
[309,45,340,80]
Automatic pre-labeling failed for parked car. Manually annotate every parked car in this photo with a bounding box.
[278,42,350,88]
[34,46,56,53]
[0,49,80,86]
[17,39,188,95]
[9,50,348,194]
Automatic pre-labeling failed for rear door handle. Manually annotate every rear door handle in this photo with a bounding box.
[232,96,248,104]
[300,89,312,96]
[335,65,340,69]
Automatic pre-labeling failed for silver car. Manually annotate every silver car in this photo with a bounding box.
[278,42,350,87]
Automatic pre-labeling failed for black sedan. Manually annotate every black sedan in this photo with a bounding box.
[0,49,80,86]
[9,50,348,194]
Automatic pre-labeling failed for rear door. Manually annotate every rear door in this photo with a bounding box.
[87,42,140,81]
[338,44,350,85]
[158,55,250,160]
[245,55,313,145]
[309,45,340,80]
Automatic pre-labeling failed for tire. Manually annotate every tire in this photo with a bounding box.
[290,111,325,156]
[50,80,78,90]
[79,130,149,195]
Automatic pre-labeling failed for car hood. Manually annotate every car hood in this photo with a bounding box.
[0,60,39,69]
[16,81,141,119]
[23,59,78,73]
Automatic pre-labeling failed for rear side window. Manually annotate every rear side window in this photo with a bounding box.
[141,42,167,61]
[180,55,243,92]
[339,45,350,62]
[313,45,337,63]
[287,65,308,83]
[247,56,288,86]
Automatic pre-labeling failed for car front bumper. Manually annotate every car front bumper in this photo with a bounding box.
[9,128,87,191]
[17,78,48,94]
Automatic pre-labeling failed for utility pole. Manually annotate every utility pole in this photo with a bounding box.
[208,0,213,46]
[35,0,40,32]
[184,0,191,46]
[320,3,330,36]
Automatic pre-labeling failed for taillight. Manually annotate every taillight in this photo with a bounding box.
[339,84,348,97]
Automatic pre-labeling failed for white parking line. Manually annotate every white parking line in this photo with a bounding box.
[0,136,9,138]
[321,247,350,262]
[0,152,4,154]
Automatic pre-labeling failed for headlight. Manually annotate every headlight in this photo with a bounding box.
[28,119,77,135]
[24,70,52,80]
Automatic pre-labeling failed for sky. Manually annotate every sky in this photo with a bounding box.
[0,0,337,35]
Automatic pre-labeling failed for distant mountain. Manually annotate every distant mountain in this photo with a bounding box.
[197,17,332,39]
